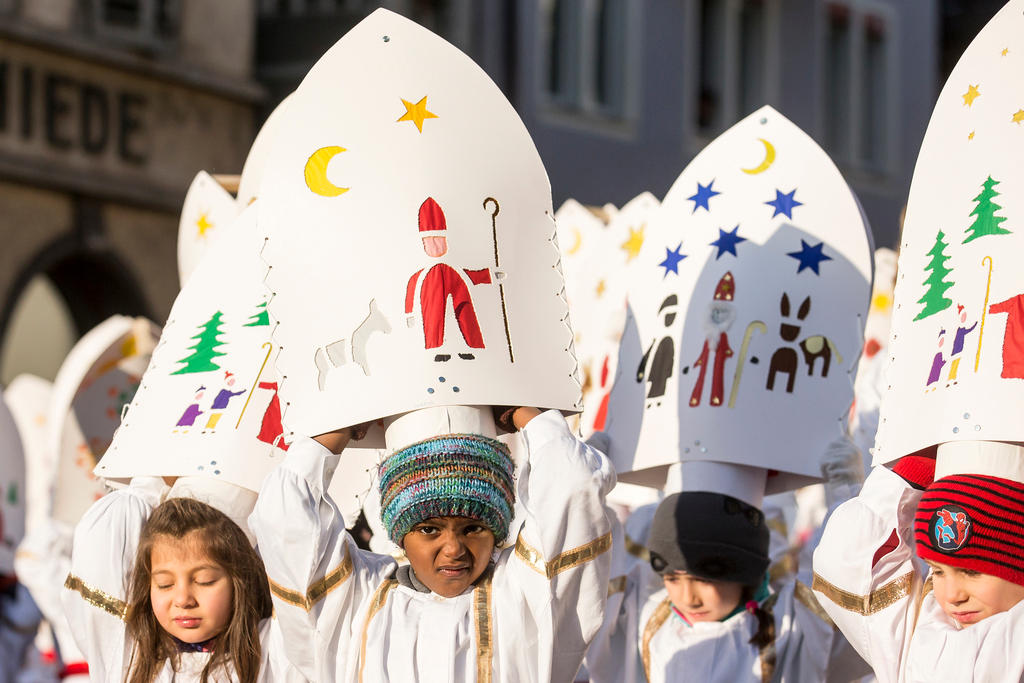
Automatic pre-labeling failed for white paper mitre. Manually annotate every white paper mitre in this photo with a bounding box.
[604,106,872,492]
[237,94,294,207]
[177,171,240,287]
[0,389,25,574]
[99,206,293,495]
[874,1,1024,470]
[256,9,579,437]
[4,374,53,536]
[48,316,159,526]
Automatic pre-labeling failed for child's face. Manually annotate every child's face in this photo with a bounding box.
[149,532,233,643]
[402,516,495,598]
[663,571,743,623]
[927,560,1024,627]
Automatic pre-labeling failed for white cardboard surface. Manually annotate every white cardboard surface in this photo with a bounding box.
[0,389,25,574]
[177,170,240,287]
[257,9,579,436]
[874,1,1024,465]
[4,374,53,536]
[605,106,872,487]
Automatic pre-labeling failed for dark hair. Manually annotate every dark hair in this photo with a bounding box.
[741,585,776,681]
[124,497,272,683]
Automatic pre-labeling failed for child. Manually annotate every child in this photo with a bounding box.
[812,446,1024,681]
[61,479,302,682]
[590,439,868,683]
[250,406,615,682]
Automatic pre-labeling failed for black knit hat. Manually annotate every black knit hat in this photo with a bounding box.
[647,491,770,586]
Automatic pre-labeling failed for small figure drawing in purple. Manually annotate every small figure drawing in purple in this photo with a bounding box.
[174,386,206,431]
[947,304,977,382]
[203,371,246,432]
[927,329,946,389]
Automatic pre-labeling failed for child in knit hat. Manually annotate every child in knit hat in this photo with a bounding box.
[812,445,1024,681]
[590,440,868,683]
[250,405,615,683]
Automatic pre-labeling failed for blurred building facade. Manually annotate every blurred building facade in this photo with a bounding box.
[0,0,1006,382]
[0,0,260,382]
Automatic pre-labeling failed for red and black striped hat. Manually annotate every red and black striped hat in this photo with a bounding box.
[914,473,1024,587]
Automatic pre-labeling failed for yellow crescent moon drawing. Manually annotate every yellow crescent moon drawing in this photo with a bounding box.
[741,138,776,175]
[304,146,349,196]
[567,227,583,255]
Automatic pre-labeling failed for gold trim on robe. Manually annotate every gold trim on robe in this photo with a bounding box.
[268,543,354,611]
[608,575,627,597]
[358,579,398,683]
[475,574,494,683]
[514,532,612,579]
[64,574,127,620]
[641,598,672,681]
[812,570,914,615]
[794,580,836,629]
[624,534,650,562]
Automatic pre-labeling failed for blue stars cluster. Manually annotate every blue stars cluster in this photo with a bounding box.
[660,182,832,276]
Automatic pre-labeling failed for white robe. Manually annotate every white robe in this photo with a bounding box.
[813,466,1024,683]
[250,409,615,683]
[60,477,304,683]
[15,519,88,681]
[587,464,867,683]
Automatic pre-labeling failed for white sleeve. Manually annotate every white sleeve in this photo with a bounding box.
[15,519,88,669]
[60,477,166,682]
[249,436,394,682]
[811,466,925,683]
[500,409,616,683]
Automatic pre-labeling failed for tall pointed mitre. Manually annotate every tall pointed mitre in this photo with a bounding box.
[177,170,240,287]
[256,9,579,436]
[4,375,53,537]
[0,389,25,575]
[48,315,159,526]
[874,0,1024,481]
[604,106,872,492]
[237,94,294,207]
[100,207,288,490]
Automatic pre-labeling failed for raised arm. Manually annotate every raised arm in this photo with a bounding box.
[60,477,166,680]
[812,465,926,682]
[249,434,394,682]
[500,408,616,682]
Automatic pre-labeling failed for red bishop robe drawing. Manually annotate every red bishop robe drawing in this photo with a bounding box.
[689,272,737,407]
[405,197,494,356]
[988,293,1024,379]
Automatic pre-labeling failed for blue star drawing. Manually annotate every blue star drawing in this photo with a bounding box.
[659,243,687,277]
[787,240,833,275]
[765,189,803,219]
[687,180,721,213]
[709,225,747,259]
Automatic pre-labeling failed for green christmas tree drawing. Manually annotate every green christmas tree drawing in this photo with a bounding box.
[914,231,954,321]
[963,175,1011,244]
[172,311,227,374]
[243,300,270,327]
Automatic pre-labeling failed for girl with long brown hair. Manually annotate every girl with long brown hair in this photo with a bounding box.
[61,478,303,682]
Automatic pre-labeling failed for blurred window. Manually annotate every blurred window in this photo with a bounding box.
[822,2,895,173]
[93,0,180,50]
[697,0,779,138]
[542,0,629,120]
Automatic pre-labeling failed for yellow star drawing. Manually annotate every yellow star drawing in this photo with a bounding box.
[195,212,213,237]
[397,96,439,133]
[1013,109,1024,125]
[1002,48,1009,56]
[962,84,981,107]
[968,130,975,140]
[596,279,607,297]
[621,225,645,262]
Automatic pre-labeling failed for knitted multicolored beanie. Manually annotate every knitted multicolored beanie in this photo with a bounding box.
[378,433,515,545]
[914,473,1024,587]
